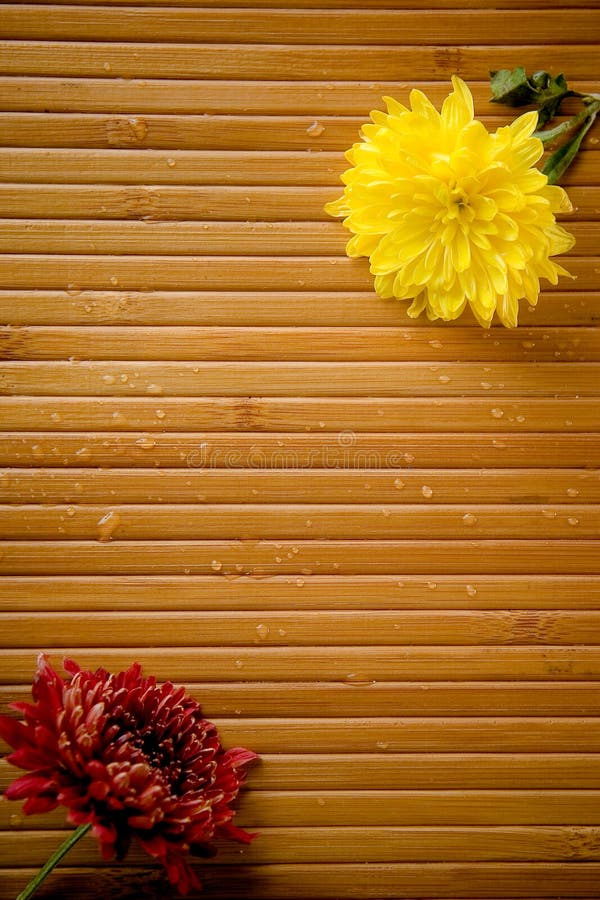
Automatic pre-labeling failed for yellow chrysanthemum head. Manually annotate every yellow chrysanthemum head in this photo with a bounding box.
[325,76,575,327]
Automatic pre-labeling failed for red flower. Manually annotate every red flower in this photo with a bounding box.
[0,654,258,895]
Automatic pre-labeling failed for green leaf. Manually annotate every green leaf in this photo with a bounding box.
[542,109,597,184]
[490,67,536,106]
[490,67,570,126]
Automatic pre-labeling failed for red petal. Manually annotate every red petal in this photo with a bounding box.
[0,716,31,749]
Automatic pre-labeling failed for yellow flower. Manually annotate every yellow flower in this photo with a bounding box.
[325,76,575,328]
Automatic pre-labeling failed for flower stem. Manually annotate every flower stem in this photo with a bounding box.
[16,823,92,900]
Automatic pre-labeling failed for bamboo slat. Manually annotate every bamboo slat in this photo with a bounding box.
[1,78,598,117]
[2,432,598,469]
[0,8,596,46]
[0,149,596,186]
[2,502,599,540]
[2,324,599,361]
[7,825,600,865]
[3,468,599,503]
[3,645,600,682]
[4,575,600,612]
[0,290,597,327]
[3,864,600,899]
[0,43,598,81]
[1,1,599,897]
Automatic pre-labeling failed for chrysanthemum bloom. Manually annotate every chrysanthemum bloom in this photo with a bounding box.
[0,654,258,895]
[325,76,575,327]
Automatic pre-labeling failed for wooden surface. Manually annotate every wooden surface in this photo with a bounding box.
[1,1,600,898]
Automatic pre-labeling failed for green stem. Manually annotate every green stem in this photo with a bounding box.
[534,102,597,145]
[16,823,92,900]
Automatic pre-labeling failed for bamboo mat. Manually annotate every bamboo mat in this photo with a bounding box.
[1,1,600,898]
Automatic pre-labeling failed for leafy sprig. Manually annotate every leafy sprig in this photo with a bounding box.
[490,67,599,183]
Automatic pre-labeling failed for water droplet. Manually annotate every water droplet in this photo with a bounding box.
[128,116,148,141]
[421,485,433,498]
[317,797,326,807]
[567,487,580,497]
[428,340,443,350]
[375,741,389,750]
[235,659,243,668]
[278,628,287,637]
[394,478,405,490]
[211,559,222,571]
[109,275,119,286]
[403,452,415,464]
[466,584,477,597]
[135,437,156,450]
[426,581,437,590]
[480,381,492,390]
[31,444,44,459]
[166,157,176,167]
[102,374,116,385]
[256,623,270,640]
[75,447,92,460]
[156,409,166,419]
[295,578,305,587]
[521,340,535,349]
[305,519,313,527]
[542,509,557,519]
[568,517,579,526]
[102,61,112,72]
[66,506,75,517]
[307,121,325,137]
[50,412,61,423]
[516,415,526,423]
[97,510,121,542]
[344,672,375,685]
[438,374,451,383]
[462,513,477,526]
[381,507,390,517]
[147,384,163,395]
[491,408,504,419]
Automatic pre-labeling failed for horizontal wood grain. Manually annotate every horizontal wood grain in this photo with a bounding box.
[0,7,596,45]
[2,646,599,682]
[6,0,597,7]
[3,432,598,469]
[0,290,597,328]
[7,609,600,648]
[0,256,593,293]
[3,469,598,504]
[2,360,600,396]
[0,221,596,257]
[2,42,597,81]
[3,575,600,612]
[6,825,600,866]
[0,78,597,117]
[5,753,600,791]
[1,149,596,187]
[5,679,600,716]
[0,185,594,221]
[3,863,600,899]
[5,715,600,755]
[3,540,600,575]
[3,864,600,899]
[2,502,599,540]
[1,397,597,432]
[1,323,598,362]
[5,791,600,829]
[185,716,600,755]
[1,113,600,152]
